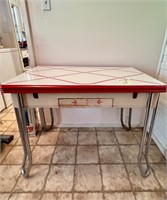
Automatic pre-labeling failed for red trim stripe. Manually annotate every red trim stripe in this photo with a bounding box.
[1,84,166,93]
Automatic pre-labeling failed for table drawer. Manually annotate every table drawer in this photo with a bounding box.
[58,98,114,108]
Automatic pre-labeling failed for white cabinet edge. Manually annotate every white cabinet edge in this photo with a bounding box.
[0,48,18,53]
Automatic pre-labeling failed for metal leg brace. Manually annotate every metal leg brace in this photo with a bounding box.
[39,108,54,131]
[120,108,132,131]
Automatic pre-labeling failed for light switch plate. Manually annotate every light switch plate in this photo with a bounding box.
[42,0,51,11]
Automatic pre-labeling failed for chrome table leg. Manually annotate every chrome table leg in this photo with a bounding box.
[15,94,32,177]
[138,93,159,177]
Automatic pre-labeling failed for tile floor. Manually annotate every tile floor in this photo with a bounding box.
[0,105,166,200]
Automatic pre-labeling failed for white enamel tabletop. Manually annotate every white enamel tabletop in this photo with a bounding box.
[2,66,165,86]
[1,66,166,93]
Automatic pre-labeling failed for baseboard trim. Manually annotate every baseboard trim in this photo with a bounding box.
[53,122,143,128]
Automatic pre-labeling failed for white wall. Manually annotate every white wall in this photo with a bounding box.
[26,0,167,127]
[27,0,166,76]
[0,48,23,106]
[0,0,15,48]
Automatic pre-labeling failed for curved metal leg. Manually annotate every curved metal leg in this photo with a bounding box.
[138,93,159,177]
[39,108,54,132]
[120,108,132,131]
[14,108,27,173]
[15,94,32,178]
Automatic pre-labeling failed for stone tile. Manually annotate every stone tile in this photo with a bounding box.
[5,105,13,112]
[0,144,13,163]
[105,192,135,200]
[77,146,99,164]
[126,164,160,191]
[3,131,20,145]
[78,127,96,131]
[60,127,78,132]
[8,193,41,200]
[57,132,77,145]
[74,193,103,200]
[9,107,15,113]
[120,145,143,163]
[135,192,166,200]
[99,146,123,163]
[0,165,20,192]
[45,165,74,191]
[0,193,10,200]
[96,127,113,131]
[16,135,39,146]
[132,127,143,132]
[133,131,155,145]
[53,146,76,164]
[14,165,49,192]
[74,165,102,191]
[0,121,14,132]
[148,146,166,163]
[133,131,142,144]
[41,193,72,200]
[32,146,55,164]
[97,132,116,145]
[37,131,59,145]
[1,113,16,121]
[0,111,7,119]
[152,164,167,190]
[2,146,23,164]
[6,121,19,132]
[78,132,97,145]
[115,131,138,144]
[114,127,125,131]
[101,164,131,191]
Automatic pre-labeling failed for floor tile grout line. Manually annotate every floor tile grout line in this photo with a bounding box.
[0,120,16,132]
[95,128,105,200]
[5,120,18,132]
[0,122,165,197]
[151,165,166,190]
[8,129,42,197]
[71,130,79,200]
[1,189,166,195]
[113,129,137,200]
[8,167,22,198]
[1,161,166,166]
[38,131,60,200]
[0,140,17,165]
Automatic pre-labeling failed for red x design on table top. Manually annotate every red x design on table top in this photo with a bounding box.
[1,66,166,93]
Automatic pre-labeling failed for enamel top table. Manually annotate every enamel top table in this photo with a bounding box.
[1,66,166,178]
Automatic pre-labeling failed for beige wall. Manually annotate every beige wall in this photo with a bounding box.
[27,0,167,77]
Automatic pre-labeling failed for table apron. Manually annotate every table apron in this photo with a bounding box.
[11,93,158,108]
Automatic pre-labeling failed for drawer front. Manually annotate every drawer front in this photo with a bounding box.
[58,98,114,108]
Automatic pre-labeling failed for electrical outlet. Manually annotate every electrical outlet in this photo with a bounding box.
[42,0,51,11]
